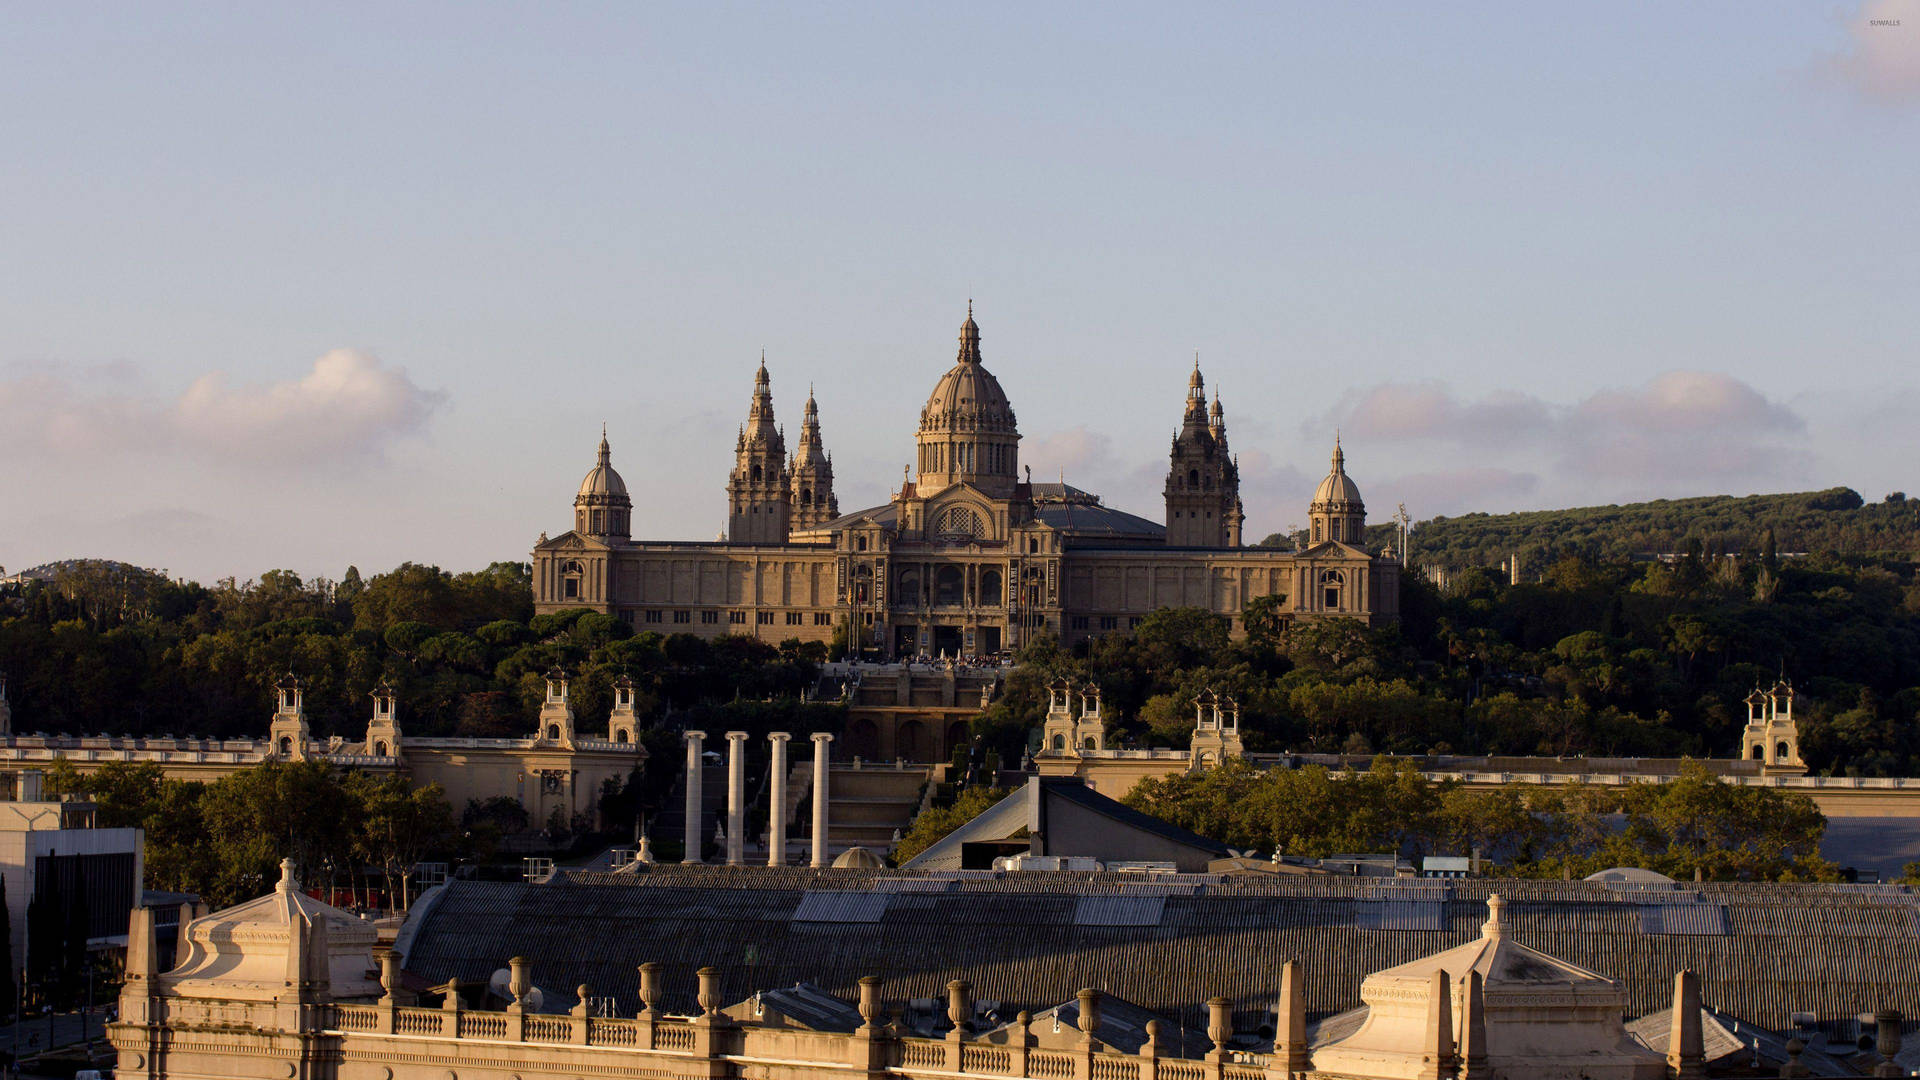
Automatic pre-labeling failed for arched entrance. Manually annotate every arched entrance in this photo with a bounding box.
[897,720,927,762]
[847,718,881,760]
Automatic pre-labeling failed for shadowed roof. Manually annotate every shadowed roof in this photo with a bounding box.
[396,867,1920,1036]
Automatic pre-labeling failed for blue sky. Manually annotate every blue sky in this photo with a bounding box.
[3,3,1917,583]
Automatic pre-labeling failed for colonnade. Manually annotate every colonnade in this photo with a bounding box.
[681,729,834,867]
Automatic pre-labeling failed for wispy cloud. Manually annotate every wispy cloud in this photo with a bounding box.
[1822,0,1920,105]
[1,350,443,466]
[1314,371,1810,503]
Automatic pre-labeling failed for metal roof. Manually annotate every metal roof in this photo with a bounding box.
[397,866,1920,1035]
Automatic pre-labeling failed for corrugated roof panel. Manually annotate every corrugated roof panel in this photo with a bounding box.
[1356,900,1445,931]
[1640,904,1729,936]
[793,891,892,923]
[1073,896,1165,927]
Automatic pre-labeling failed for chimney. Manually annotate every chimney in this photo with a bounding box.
[1274,959,1309,1074]
[1457,969,1488,1079]
[1416,970,1454,1080]
[1667,970,1704,1079]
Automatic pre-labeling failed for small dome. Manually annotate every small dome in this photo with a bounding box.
[1312,438,1363,507]
[832,846,887,869]
[578,431,629,501]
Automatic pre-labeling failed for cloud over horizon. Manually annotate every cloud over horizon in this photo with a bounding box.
[1314,371,1813,513]
[1,350,443,467]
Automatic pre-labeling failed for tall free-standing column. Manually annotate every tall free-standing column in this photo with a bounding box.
[768,733,791,867]
[810,732,834,867]
[725,731,749,866]
[682,731,706,863]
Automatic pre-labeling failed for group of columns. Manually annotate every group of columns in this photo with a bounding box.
[682,730,833,867]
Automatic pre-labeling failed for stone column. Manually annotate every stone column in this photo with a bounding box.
[683,731,706,863]
[726,731,749,866]
[811,732,834,867]
[768,733,792,866]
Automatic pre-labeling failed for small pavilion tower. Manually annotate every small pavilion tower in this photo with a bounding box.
[1188,690,1243,767]
[608,672,640,745]
[727,359,791,543]
[269,673,310,761]
[365,680,402,758]
[1308,436,1367,547]
[788,387,839,530]
[1165,361,1242,547]
[536,667,576,748]
[1741,681,1806,774]
[574,428,632,541]
[1040,681,1109,756]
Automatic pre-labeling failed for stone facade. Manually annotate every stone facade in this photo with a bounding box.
[0,672,644,831]
[533,309,1399,658]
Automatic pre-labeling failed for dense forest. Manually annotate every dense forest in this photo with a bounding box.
[0,559,832,745]
[6,508,1920,783]
[1388,486,1920,571]
[967,547,1920,776]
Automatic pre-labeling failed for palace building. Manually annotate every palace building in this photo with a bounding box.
[532,309,1399,657]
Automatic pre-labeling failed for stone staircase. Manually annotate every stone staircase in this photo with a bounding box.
[826,763,931,855]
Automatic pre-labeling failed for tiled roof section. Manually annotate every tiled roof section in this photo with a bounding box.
[398,868,1920,1035]
[1035,501,1165,541]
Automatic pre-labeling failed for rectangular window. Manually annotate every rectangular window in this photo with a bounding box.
[1099,616,1118,631]
[672,610,691,624]
[563,579,579,599]
[757,611,775,625]
[644,610,663,623]
[618,610,634,624]
[729,611,746,624]
[701,611,718,624]
[1128,616,1144,629]
[1070,616,1089,631]
[814,613,832,625]
[786,612,803,625]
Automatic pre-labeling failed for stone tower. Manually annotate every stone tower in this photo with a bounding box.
[1164,361,1242,547]
[915,304,1020,499]
[1308,436,1366,546]
[574,428,631,541]
[788,387,839,530]
[727,359,791,544]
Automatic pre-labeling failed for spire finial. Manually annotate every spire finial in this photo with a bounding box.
[277,857,299,894]
[1482,894,1507,940]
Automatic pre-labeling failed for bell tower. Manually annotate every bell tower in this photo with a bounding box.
[727,359,791,544]
[1165,360,1242,547]
[789,387,839,530]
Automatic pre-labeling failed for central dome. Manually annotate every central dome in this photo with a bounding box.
[914,307,1021,498]
[919,310,1017,435]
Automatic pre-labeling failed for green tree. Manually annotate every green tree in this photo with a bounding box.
[893,787,1012,864]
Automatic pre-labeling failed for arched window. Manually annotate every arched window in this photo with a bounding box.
[1776,740,1790,760]
[935,566,964,605]
[1188,468,1199,488]
[800,485,812,506]
[1320,569,1345,610]
[856,535,869,552]
[898,569,922,605]
[1051,734,1065,751]
[279,736,293,755]
[1313,522,1323,544]
[1751,744,1764,760]
[937,506,982,539]
[374,741,389,757]
[1330,519,1342,543]
[616,730,631,744]
[1083,736,1096,750]
[547,724,561,740]
[979,569,1003,607]
[750,463,763,482]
